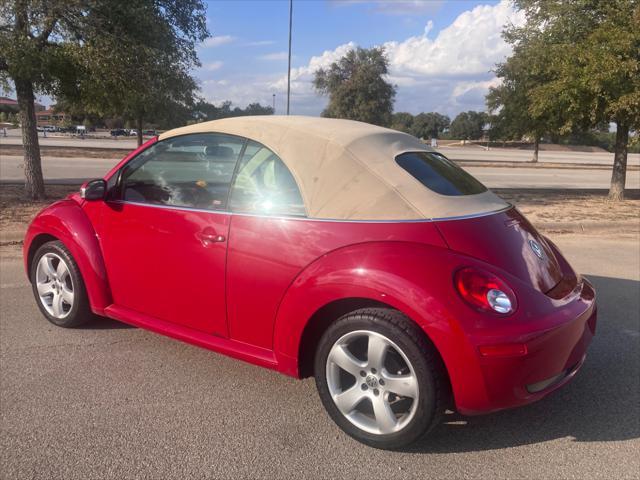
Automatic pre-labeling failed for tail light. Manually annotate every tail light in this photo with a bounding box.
[454,267,517,315]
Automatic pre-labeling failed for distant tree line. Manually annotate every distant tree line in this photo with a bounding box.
[50,99,274,130]
[190,100,274,123]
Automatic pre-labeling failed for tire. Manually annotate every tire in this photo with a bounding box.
[314,308,447,449]
[30,240,93,328]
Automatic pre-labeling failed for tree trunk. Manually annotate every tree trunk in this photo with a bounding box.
[532,136,540,163]
[137,116,143,147]
[15,78,45,200]
[608,122,629,201]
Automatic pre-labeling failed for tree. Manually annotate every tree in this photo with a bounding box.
[410,112,450,140]
[390,112,414,133]
[62,1,208,147]
[503,0,640,200]
[313,47,396,127]
[486,46,558,162]
[449,111,487,140]
[0,1,208,198]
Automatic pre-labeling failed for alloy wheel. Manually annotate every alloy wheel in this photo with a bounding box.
[35,252,75,319]
[325,330,419,435]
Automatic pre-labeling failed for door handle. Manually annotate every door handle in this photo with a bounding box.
[197,228,226,245]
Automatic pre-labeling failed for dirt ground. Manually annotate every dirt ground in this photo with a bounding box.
[1,184,638,237]
[0,185,78,232]
[494,188,640,227]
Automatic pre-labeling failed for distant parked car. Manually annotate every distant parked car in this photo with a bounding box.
[23,116,597,450]
[142,129,156,136]
[110,128,127,137]
[128,129,138,137]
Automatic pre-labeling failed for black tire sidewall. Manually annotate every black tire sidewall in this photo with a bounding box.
[30,240,91,327]
[314,309,441,449]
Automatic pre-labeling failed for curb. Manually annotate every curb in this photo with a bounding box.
[535,221,639,234]
[0,230,25,244]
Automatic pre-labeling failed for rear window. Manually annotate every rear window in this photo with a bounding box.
[396,151,487,196]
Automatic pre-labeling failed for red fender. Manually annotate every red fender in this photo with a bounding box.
[270,242,486,402]
[23,199,112,315]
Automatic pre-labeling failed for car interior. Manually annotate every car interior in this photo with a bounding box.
[121,135,305,216]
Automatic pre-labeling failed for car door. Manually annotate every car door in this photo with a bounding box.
[98,133,246,336]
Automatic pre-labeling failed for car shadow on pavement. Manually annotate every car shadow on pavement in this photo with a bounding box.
[406,274,640,453]
[82,315,136,330]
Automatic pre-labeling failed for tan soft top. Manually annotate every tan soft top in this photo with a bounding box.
[160,116,507,220]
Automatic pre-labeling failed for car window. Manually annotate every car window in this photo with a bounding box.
[395,151,487,196]
[120,133,245,210]
[229,140,306,217]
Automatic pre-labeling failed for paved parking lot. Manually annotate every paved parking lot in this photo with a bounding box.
[1,234,639,479]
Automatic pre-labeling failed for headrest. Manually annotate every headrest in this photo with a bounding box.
[205,145,235,158]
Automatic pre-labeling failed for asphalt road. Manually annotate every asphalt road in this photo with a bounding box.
[2,154,640,189]
[1,234,639,479]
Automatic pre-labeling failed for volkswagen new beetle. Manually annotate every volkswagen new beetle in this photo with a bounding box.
[24,116,596,449]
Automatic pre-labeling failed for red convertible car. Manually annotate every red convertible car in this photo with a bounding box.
[24,116,596,449]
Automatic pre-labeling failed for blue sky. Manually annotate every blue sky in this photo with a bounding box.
[196,0,524,117]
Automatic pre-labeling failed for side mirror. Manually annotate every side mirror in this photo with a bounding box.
[80,179,106,201]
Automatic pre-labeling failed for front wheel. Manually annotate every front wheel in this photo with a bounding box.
[314,308,447,449]
[30,240,93,327]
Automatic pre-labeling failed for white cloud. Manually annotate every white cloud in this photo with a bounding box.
[383,1,523,77]
[201,35,235,48]
[260,52,289,61]
[202,61,223,71]
[331,0,444,16]
[245,40,276,47]
[198,1,524,117]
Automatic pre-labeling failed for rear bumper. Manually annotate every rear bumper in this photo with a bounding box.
[453,279,597,415]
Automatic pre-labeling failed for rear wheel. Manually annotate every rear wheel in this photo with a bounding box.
[314,308,447,449]
[31,240,93,327]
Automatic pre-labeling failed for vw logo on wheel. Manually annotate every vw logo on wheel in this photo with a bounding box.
[529,239,545,260]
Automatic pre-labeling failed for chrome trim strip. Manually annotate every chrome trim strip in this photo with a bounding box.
[109,200,233,216]
[110,200,513,224]
[431,205,513,222]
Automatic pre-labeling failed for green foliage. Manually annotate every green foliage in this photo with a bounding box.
[506,0,640,133]
[390,112,414,133]
[193,100,274,122]
[486,45,556,143]
[449,111,488,140]
[494,0,640,198]
[0,0,209,197]
[61,1,209,137]
[411,112,450,139]
[314,47,396,127]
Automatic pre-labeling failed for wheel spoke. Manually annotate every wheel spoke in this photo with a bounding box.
[43,255,57,278]
[333,385,366,415]
[60,285,74,305]
[50,292,64,317]
[328,344,365,377]
[56,258,69,280]
[367,334,388,370]
[372,395,397,434]
[37,280,54,296]
[382,372,418,399]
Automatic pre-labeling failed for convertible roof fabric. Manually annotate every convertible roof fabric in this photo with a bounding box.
[159,116,508,220]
